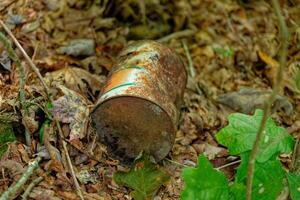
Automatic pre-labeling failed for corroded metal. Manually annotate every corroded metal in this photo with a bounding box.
[91,40,187,164]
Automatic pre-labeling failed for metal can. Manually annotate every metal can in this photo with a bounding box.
[91,40,187,164]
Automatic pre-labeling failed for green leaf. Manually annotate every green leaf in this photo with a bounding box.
[234,152,286,200]
[114,155,169,200]
[39,119,51,145]
[181,155,229,200]
[0,122,16,159]
[216,109,294,162]
[229,182,246,200]
[287,172,300,200]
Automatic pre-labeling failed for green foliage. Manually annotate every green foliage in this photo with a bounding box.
[229,182,246,200]
[213,46,234,58]
[114,155,169,200]
[287,173,300,200]
[0,122,16,159]
[216,109,294,162]
[181,109,295,200]
[181,155,229,200]
[234,153,285,200]
[39,119,50,145]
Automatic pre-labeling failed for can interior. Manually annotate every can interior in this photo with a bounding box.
[91,96,175,164]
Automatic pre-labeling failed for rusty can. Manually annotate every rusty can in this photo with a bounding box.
[91,40,187,164]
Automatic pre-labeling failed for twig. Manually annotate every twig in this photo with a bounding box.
[216,160,241,170]
[0,19,51,99]
[21,176,44,200]
[0,19,84,200]
[164,158,192,168]
[0,157,41,200]
[291,135,299,171]
[55,120,85,200]
[0,32,31,146]
[182,40,196,78]
[182,40,202,95]
[246,1,289,200]
[158,29,196,43]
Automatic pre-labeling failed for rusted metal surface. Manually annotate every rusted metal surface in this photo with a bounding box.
[91,40,187,164]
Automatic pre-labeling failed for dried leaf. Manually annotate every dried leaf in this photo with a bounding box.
[58,39,95,56]
[45,67,106,96]
[217,88,293,115]
[49,85,89,140]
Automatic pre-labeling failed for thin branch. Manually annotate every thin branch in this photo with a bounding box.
[182,40,196,78]
[0,157,41,200]
[55,120,85,200]
[0,20,51,99]
[164,158,192,168]
[0,32,31,146]
[216,160,241,170]
[158,29,196,43]
[0,20,84,200]
[291,135,299,171]
[21,176,44,200]
[246,1,289,199]
[182,40,202,95]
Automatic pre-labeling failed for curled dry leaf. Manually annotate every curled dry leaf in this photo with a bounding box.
[45,67,106,97]
[58,39,95,57]
[217,88,293,115]
[49,85,89,141]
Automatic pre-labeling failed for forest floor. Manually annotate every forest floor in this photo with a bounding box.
[0,0,300,199]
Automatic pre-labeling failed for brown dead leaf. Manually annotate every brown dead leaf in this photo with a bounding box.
[49,85,89,141]
[217,88,293,115]
[203,143,227,160]
[0,160,25,181]
[45,67,106,97]
[30,187,61,200]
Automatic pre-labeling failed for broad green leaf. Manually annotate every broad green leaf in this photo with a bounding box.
[0,122,16,159]
[229,182,246,200]
[287,173,300,200]
[234,152,285,200]
[216,109,294,162]
[114,156,169,200]
[181,155,229,200]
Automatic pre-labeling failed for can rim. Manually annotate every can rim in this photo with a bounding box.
[90,94,176,134]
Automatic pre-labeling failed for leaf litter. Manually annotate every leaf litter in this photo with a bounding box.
[0,0,300,199]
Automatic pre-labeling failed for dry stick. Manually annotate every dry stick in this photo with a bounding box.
[0,32,31,146]
[245,1,289,200]
[0,157,41,200]
[21,176,44,200]
[158,29,196,43]
[291,136,299,171]
[0,20,51,99]
[0,20,84,200]
[182,40,202,95]
[56,120,85,200]
[216,160,241,170]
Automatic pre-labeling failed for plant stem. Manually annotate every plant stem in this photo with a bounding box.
[0,157,41,200]
[21,176,44,200]
[158,29,196,43]
[1,21,84,200]
[245,1,289,200]
[0,32,31,146]
[0,20,51,99]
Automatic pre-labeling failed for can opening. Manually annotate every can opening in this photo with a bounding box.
[91,96,175,164]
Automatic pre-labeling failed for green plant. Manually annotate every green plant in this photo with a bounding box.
[114,155,169,200]
[181,109,297,200]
